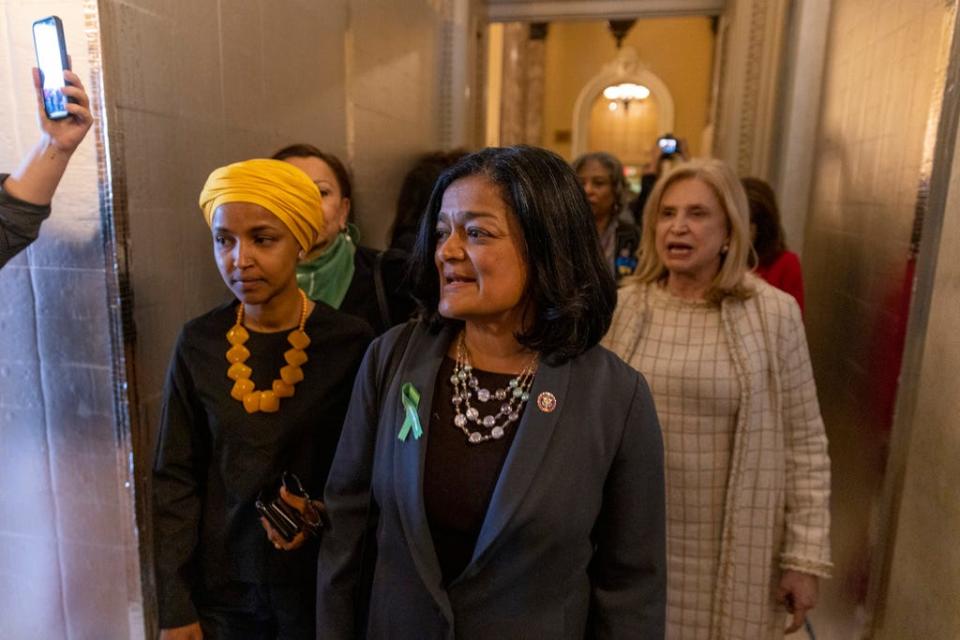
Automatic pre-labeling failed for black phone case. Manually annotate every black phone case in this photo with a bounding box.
[256,491,305,543]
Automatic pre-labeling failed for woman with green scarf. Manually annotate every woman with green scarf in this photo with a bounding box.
[272,144,416,334]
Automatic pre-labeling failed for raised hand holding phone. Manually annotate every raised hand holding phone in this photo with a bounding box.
[32,66,92,155]
[657,134,679,156]
[1,18,92,207]
[31,16,92,155]
[0,16,94,267]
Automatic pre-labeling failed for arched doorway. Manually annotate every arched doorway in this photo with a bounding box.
[587,85,662,168]
[571,47,675,162]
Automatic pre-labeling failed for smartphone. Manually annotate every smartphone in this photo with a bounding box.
[32,16,72,120]
[657,135,679,156]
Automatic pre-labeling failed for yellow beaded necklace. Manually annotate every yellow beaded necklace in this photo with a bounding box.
[225,289,311,414]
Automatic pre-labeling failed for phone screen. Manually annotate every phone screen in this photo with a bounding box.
[32,17,70,120]
[658,137,678,155]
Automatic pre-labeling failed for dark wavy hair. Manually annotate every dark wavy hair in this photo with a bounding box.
[409,146,617,365]
[271,143,353,200]
[741,177,786,267]
[390,149,468,248]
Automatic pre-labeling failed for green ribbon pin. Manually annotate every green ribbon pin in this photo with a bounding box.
[398,383,423,442]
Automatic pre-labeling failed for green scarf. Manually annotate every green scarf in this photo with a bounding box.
[296,228,357,308]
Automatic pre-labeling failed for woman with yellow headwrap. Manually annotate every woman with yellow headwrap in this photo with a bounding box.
[152,159,373,640]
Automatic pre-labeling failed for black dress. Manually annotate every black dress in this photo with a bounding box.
[423,357,525,585]
[152,300,372,630]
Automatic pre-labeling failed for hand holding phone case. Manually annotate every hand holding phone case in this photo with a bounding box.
[256,472,327,543]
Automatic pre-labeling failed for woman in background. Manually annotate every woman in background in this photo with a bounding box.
[572,151,641,280]
[272,144,415,334]
[605,159,831,639]
[389,149,468,253]
[742,176,805,311]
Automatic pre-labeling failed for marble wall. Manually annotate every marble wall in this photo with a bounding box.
[345,0,452,246]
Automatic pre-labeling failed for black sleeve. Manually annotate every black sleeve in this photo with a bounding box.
[379,249,418,327]
[588,374,667,638]
[152,331,210,629]
[316,333,391,639]
[0,174,52,268]
[628,172,659,225]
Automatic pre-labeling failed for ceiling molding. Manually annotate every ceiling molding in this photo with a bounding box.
[486,0,725,22]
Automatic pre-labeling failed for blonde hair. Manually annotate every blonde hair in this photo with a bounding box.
[633,158,755,303]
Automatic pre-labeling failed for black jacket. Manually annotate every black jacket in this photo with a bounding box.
[340,245,417,335]
[0,173,51,267]
[317,321,666,639]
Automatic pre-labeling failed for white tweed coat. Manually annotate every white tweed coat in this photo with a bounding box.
[603,276,832,639]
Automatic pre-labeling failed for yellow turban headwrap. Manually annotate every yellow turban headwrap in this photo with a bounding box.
[198,158,325,251]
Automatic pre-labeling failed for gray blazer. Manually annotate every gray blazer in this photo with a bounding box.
[317,321,666,639]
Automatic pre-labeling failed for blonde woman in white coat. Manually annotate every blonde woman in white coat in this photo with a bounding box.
[603,158,832,639]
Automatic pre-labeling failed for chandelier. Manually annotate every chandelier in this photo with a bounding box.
[603,82,650,111]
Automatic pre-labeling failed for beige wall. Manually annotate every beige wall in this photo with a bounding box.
[347,0,449,247]
[0,2,142,638]
[541,17,714,161]
[800,0,954,636]
[877,101,960,639]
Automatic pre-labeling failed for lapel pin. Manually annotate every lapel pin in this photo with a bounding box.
[536,392,557,413]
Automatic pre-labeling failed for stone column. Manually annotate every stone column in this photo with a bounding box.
[498,21,549,146]
[523,23,548,146]
[499,22,528,145]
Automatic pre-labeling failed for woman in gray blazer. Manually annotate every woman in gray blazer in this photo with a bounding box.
[317,146,666,639]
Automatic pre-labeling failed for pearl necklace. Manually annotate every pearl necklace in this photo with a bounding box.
[450,333,538,444]
[225,289,310,414]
